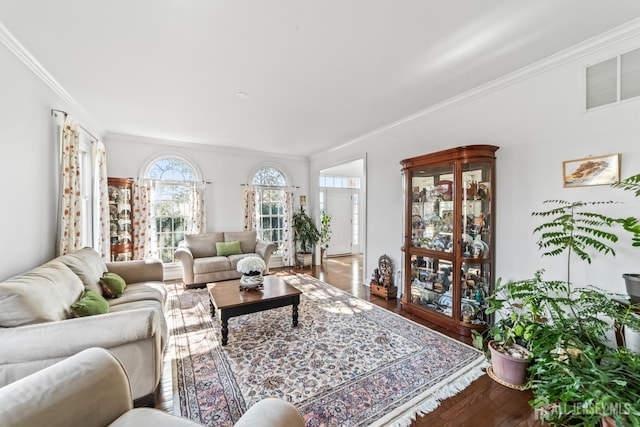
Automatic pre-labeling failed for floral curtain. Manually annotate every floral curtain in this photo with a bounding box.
[188,182,205,233]
[243,184,258,231]
[95,141,110,260]
[282,188,295,266]
[132,179,157,260]
[56,117,82,256]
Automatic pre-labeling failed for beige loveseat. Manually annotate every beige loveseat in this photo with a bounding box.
[0,247,167,405]
[175,231,276,289]
[0,347,305,427]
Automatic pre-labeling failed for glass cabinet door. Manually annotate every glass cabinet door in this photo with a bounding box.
[410,164,454,252]
[460,162,492,261]
[460,261,491,324]
[409,254,453,318]
[108,178,134,262]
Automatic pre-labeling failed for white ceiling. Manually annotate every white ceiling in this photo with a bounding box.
[2,1,640,156]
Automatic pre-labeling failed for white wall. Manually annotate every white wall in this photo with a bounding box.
[104,135,310,233]
[0,43,72,280]
[311,32,640,295]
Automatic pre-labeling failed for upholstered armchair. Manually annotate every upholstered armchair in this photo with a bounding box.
[175,231,276,288]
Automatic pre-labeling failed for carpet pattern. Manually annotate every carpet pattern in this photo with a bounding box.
[166,274,487,426]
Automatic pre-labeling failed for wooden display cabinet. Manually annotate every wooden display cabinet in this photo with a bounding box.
[400,145,499,336]
[108,177,134,262]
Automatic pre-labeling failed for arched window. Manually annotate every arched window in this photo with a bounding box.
[252,167,287,254]
[146,157,202,262]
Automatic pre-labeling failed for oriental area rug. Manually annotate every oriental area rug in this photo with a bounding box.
[165,274,487,426]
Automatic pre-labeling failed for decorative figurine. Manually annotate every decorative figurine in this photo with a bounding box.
[370,255,397,300]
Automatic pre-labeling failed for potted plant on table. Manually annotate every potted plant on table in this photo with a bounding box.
[292,206,320,268]
[319,210,332,263]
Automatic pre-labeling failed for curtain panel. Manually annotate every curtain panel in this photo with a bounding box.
[188,182,205,233]
[56,117,82,256]
[282,189,295,266]
[132,179,157,260]
[95,141,110,260]
[243,184,258,231]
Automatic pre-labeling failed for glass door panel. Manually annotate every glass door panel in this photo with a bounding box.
[461,162,492,260]
[410,254,453,317]
[411,164,454,251]
[460,261,491,325]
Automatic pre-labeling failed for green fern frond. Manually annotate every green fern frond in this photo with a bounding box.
[612,173,640,197]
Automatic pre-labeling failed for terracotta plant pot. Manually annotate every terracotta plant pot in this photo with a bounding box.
[623,273,640,304]
[488,340,530,386]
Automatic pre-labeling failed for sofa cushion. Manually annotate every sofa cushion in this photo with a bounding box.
[224,231,257,254]
[216,240,242,256]
[0,260,84,327]
[107,282,165,307]
[70,290,110,317]
[193,257,231,275]
[185,232,224,258]
[100,272,126,298]
[57,247,108,295]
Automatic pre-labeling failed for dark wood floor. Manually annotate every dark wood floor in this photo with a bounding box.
[159,255,542,426]
[278,255,542,427]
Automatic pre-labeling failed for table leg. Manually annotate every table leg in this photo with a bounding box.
[292,302,299,327]
[221,312,229,346]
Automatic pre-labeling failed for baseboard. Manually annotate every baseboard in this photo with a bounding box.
[163,262,183,281]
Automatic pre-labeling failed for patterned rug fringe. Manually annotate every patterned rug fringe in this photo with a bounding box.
[373,356,489,427]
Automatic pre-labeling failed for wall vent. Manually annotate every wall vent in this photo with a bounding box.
[586,47,640,110]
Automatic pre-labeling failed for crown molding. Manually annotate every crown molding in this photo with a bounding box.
[105,132,309,161]
[327,17,640,155]
[0,21,105,137]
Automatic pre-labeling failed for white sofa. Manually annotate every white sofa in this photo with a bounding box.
[175,231,276,288]
[0,347,305,427]
[0,247,167,405]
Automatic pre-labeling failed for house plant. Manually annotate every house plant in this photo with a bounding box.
[292,206,320,267]
[613,173,640,302]
[480,274,544,387]
[522,199,640,425]
[475,187,640,424]
[319,210,332,263]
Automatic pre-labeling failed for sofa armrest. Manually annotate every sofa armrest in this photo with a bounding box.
[0,347,133,427]
[106,259,163,284]
[0,308,161,364]
[174,247,195,284]
[256,240,277,272]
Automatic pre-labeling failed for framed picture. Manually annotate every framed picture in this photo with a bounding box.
[562,153,620,188]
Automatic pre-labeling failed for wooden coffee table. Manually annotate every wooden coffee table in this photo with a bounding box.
[206,275,302,346]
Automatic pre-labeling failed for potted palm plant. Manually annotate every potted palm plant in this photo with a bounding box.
[292,206,320,268]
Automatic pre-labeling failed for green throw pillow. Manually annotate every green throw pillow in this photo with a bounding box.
[100,272,126,298]
[71,290,110,317]
[216,240,242,256]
